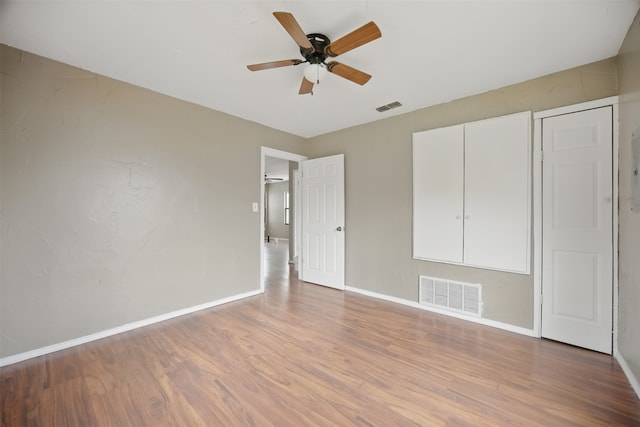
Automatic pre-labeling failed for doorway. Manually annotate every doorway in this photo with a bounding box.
[260,147,307,292]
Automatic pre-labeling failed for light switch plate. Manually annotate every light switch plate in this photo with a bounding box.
[252,202,259,213]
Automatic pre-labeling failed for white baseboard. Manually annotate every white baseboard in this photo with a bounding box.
[0,289,262,367]
[345,286,536,337]
[614,345,640,400]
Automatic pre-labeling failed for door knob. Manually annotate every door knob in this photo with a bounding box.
[336,226,343,232]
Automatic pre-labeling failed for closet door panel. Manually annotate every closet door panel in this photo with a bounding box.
[463,112,531,273]
[413,125,464,263]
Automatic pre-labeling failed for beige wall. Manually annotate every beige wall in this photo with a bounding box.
[307,58,618,329]
[617,10,640,391]
[266,181,290,239]
[0,39,629,359]
[0,45,306,358]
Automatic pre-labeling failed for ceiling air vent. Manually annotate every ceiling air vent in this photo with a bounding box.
[376,101,403,113]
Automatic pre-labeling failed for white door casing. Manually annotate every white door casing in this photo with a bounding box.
[301,154,345,290]
[260,147,307,292]
[541,106,613,354]
[293,168,301,272]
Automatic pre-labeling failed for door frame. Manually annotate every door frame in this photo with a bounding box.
[532,96,619,343]
[260,147,307,292]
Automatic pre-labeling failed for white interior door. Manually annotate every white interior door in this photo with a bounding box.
[301,154,345,290]
[541,106,613,354]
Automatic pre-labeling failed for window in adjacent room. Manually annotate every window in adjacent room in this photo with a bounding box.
[284,191,290,225]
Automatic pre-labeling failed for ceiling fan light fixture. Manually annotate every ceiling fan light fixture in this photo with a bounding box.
[303,62,328,84]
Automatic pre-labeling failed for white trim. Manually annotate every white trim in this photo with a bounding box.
[260,147,307,292]
[614,345,640,400]
[293,168,302,271]
[532,118,543,338]
[0,289,261,367]
[533,97,620,346]
[346,286,536,337]
[533,96,619,120]
[612,103,619,353]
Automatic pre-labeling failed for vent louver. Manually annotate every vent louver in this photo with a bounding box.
[376,101,402,112]
[419,275,483,317]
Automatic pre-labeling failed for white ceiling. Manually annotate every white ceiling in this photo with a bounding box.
[1,1,638,138]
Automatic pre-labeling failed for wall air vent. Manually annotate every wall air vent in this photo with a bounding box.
[376,101,403,112]
[419,275,483,317]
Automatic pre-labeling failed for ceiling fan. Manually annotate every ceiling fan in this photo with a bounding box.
[264,174,285,183]
[247,12,382,95]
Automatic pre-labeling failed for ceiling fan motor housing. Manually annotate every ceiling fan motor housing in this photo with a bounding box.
[301,33,331,64]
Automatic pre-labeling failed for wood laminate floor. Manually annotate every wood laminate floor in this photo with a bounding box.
[1,240,639,426]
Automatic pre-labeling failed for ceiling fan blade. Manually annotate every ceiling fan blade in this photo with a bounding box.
[299,77,314,95]
[325,21,381,57]
[247,59,303,71]
[326,61,372,86]
[273,12,313,50]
